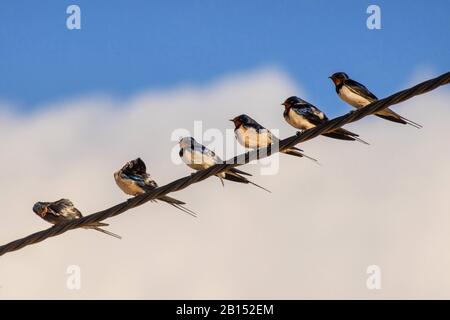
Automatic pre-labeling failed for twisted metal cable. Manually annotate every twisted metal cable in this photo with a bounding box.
[1,72,449,256]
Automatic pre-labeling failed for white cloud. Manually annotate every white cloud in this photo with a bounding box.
[0,67,449,299]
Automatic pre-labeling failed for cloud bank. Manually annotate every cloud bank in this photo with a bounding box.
[0,67,449,299]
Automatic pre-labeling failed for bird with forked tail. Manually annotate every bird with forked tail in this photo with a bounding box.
[179,136,271,193]
[329,72,422,128]
[114,158,197,217]
[282,96,369,144]
[230,114,319,162]
[33,199,122,239]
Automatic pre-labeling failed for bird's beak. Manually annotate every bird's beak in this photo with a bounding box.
[229,119,234,122]
[281,102,286,106]
[328,76,332,79]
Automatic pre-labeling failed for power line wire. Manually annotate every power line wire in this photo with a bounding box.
[0,72,448,256]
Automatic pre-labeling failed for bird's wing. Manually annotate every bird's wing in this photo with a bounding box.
[200,145,222,164]
[126,173,158,191]
[183,145,219,167]
[245,119,266,131]
[345,79,378,101]
[48,199,82,219]
[181,141,222,168]
[292,105,327,126]
[53,198,74,208]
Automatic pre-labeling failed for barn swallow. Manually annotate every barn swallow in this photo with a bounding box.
[114,158,197,217]
[230,114,318,162]
[178,137,270,192]
[329,72,422,128]
[282,96,369,144]
[32,199,121,239]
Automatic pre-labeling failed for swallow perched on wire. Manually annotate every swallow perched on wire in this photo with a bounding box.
[32,199,121,239]
[114,158,197,217]
[282,96,369,144]
[178,136,270,192]
[329,72,422,128]
[230,114,318,162]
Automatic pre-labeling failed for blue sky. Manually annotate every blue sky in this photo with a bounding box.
[0,0,448,113]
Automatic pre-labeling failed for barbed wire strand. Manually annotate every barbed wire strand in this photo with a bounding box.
[1,72,449,257]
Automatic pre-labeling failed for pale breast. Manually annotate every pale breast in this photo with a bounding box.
[286,109,316,130]
[235,127,271,149]
[182,148,214,171]
[114,174,144,196]
[339,86,371,108]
